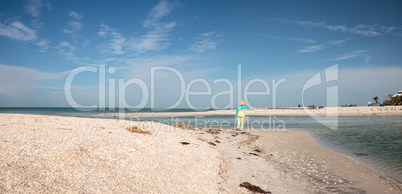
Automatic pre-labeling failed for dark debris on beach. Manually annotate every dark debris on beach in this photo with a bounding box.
[240,182,271,193]
[208,142,217,146]
[249,153,261,157]
[206,129,221,135]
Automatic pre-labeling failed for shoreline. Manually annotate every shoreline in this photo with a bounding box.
[247,130,402,193]
[293,128,402,185]
[99,106,402,118]
[0,114,401,192]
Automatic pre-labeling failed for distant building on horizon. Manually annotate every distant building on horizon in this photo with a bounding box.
[392,90,402,98]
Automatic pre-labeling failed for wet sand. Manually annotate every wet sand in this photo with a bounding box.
[0,114,401,193]
[196,128,401,193]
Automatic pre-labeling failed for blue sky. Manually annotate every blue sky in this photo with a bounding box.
[0,0,401,109]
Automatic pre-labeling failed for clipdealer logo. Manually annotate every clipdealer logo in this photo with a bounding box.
[302,64,339,130]
[63,63,339,130]
[64,64,286,113]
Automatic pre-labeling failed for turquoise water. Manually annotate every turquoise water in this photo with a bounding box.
[282,116,402,183]
[0,108,401,182]
[0,107,202,116]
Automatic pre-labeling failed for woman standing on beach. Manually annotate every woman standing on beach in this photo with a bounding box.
[236,100,247,131]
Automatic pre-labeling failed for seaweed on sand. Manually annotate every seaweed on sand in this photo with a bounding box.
[126,126,152,135]
[249,153,260,157]
[208,142,217,146]
[239,182,271,193]
[239,133,259,146]
[206,129,220,135]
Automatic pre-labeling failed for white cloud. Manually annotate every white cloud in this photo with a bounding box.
[69,21,82,30]
[0,21,37,41]
[129,22,176,53]
[124,55,190,67]
[64,21,82,34]
[127,0,179,53]
[0,64,63,95]
[333,50,366,61]
[98,24,126,55]
[277,19,395,37]
[121,54,219,82]
[59,41,76,51]
[23,0,51,18]
[57,41,80,61]
[68,11,82,20]
[327,38,352,45]
[189,31,219,52]
[98,0,179,55]
[263,34,315,43]
[35,39,51,52]
[23,0,51,29]
[190,40,217,52]
[297,45,325,53]
[333,54,361,60]
[144,0,177,26]
[30,18,44,29]
[297,38,351,53]
[98,24,110,37]
[365,56,374,66]
[64,11,82,34]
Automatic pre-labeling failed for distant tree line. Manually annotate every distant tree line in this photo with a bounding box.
[383,94,402,105]
[373,94,402,106]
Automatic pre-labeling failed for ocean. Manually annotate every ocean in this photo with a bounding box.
[1,107,401,182]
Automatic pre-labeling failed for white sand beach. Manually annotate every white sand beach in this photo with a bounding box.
[0,114,401,193]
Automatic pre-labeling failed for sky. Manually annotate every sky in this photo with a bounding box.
[0,0,401,109]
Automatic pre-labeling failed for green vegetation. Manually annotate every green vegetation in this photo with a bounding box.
[373,96,379,104]
[378,94,402,106]
[372,93,402,106]
[387,94,402,105]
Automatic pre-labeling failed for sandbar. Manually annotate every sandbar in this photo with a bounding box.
[100,106,402,118]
